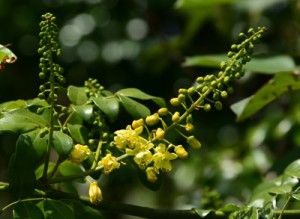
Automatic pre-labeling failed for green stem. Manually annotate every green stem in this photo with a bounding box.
[91,140,103,169]
[48,153,130,184]
[0,198,45,215]
[42,49,55,182]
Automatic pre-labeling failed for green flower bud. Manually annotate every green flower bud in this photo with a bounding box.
[204,103,211,112]
[187,136,201,149]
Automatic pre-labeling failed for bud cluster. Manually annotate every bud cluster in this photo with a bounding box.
[38,13,65,104]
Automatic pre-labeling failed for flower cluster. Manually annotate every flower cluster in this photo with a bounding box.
[111,27,266,183]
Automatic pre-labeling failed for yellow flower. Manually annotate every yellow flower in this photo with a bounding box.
[146,167,158,183]
[69,144,91,164]
[133,150,152,169]
[89,182,102,205]
[153,143,177,172]
[114,125,143,149]
[174,145,188,159]
[98,154,120,174]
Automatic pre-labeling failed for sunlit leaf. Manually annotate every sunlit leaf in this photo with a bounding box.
[92,95,119,121]
[70,104,93,121]
[117,88,165,106]
[231,72,300,121]
[268,184,292,195]
[52,131,74,158]
[175,0,249,9]
[13,202,44,219]
[0,109,49,133]
[67,86,88,105]
[284,159,300,179]
[219,203,240,212]
[118,95,150,119]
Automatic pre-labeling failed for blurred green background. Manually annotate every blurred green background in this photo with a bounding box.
[1,0,300,218]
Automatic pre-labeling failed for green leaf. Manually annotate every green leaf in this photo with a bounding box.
[292,193,300,201]
[231,72,300,121]
[219,203,240,212]
[284,159,300,179]
[58,161,85,183]
[70,104,93,121]
[52,131,74,158]
[183,54,296,74]
[13,202,44,219]
[244,55,296,74]
[118,95,150,119]
[183,54,226,68]
[268,184,293,195]
[67,123,89,144]
[67,86,88,105]
[0,109,49,133]
[0,100,27,112]
[43,199,74,219]
[35,162,55,180]
[117,88,165,106]
[92,95,119,121]
[8,131,48,197]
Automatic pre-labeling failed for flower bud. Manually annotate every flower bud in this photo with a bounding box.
[174,145,188,159]
[132,118,144,129]
[158,107,168,116]
[155,128,165,140]
[145,113,160,126]
[89,182,102,205]
[170,98,180,106]
[69,144,91,164]
[146,167,158,183]
[187,136,201,149]
[172,112,180,122]
[185,123,194,132]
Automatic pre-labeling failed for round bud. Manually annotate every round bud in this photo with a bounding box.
[204,103,211,112]
[187,87,196,95]
[178,94,185,103]
[170,98,180,106]
[38,93,45,99]
[186,114,193,123]
[172,112,180,122]
[158,107,168,116]
[214,101,223,110]
[221,91,228,99]
[39,72,46,80]
[196,77,204,83]
[178,88,187,94]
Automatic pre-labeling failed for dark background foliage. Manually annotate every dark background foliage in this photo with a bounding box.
[1,0,300,218]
